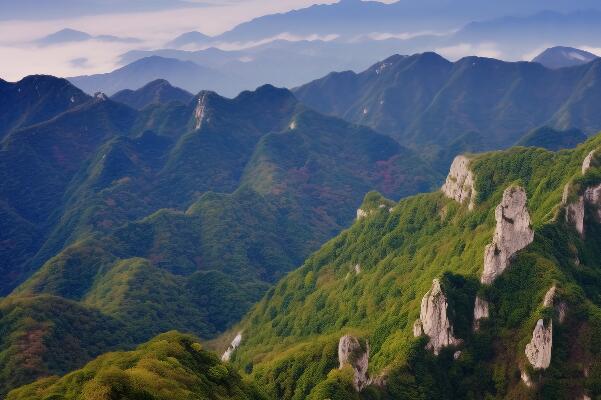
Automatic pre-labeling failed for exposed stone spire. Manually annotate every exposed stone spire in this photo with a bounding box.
[221,332,242,362]
[582,150,596,175]
[473,295,490,331]
[413,279,461,355]
[338,335,370,391]
[194,92,209,130]
[525,319,552,369]
[481,186,534,284]
[441,155,476,210]
[563,150,601,237]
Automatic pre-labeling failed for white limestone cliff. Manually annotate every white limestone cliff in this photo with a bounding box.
[563,151,601,237]
[356,208,369,220]
[338,335,370,391]
[194,93,209,130]
[221,332,243,362]
[525,319,553,369]
[473,295,490,331]
[543,285,568,324]
[543,286,556,307]
[441,155,476,210]
[413,279,461,355]
[481,186,534,284]
[582,150,596,174]
[356,204,392,220]
[563,184,585,237]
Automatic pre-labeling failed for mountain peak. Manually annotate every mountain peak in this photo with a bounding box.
[533,46,598,69]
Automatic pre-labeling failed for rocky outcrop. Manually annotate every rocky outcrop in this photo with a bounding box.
[564,184,585,237]
[356,208,369,220]
[473,295,490,331]
[481,186,534,284]
[414,279,461,355]
[357,204,392,220]
[94,92,108,101]
[543,285,568,324]
[543,286,557,307]
[338,335,370,391]
[221,332,242,362]
[525,319,553,369]
[582,150,596,174]
[194,93,209,129]
[563,151,601,237]
[521,370,533,388]
[563,183,601,237]
[441,155,476,210]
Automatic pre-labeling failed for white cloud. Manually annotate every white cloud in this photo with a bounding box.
[365,30,456,41]
[203,33,340,52]
[0,40,144,81]
[0,0,339,80]
[434,42,503,60]
[577,46,601,57]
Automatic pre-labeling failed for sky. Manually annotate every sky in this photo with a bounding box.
[0,0,346,80]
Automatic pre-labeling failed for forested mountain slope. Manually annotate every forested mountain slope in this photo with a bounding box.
[0,78,438,396]
[218,135,601,400]
[7,331,266,400]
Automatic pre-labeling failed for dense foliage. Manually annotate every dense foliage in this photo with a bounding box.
[221,136,601,399]
[0,77,438,395]
[6,331,267,400]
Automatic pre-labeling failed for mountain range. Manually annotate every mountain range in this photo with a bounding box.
[34,28,141,46]
[61,4,601,97]
[294,52,601,169]
[0,74,438,396]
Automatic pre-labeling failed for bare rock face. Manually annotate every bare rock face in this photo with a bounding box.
[521,370,533,388]
[582,150,596,174]
[543,285,568,324]
[413,319,424,337]
[473,295,490,331]
[585,184,601,223]
[338,335,370,391]
[441,155,476,210]
[356,208,369,220]
[563,151,601,237]
[221,332,243,362]
[414,279,460,355]
[563,180,585,237]
[525,319,553,369]
[481,186,534,284]
[564,183,601,237]
[543,286,557,307]
[194,93,209,130]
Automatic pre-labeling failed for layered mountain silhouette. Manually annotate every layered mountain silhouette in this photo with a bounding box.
[69,56,240,96]
[35,28,140,46]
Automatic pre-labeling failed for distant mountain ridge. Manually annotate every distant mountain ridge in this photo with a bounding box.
[111,79,193,109]
[294,52,601,169]
[0,75,90,140]
[69,56,240,96]
[35,28,141,46]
